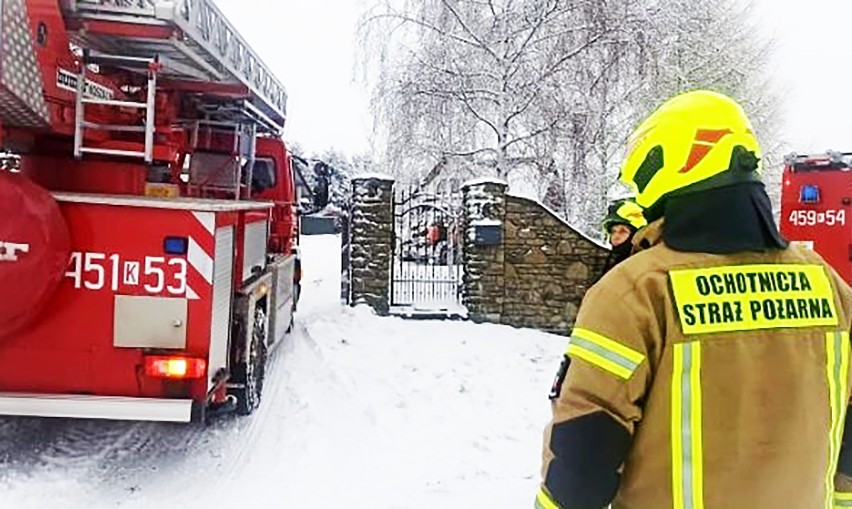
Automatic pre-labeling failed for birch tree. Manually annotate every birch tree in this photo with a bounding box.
[360,0,610,182]
[623,0,784,218]
[359,0,782,234]
[558,0,782,230]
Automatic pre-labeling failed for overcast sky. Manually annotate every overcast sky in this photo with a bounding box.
[751,0,852,155]
[214,0,373,157]
[214,0,852,159]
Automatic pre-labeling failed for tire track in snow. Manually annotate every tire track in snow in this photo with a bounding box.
[208,321,310,502]
[0,417,69,479]
[39,421,144,468]
[0,410,229,506]
[87,420,232,505]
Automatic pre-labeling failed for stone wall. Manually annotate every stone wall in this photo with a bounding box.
[343,175,611,334]
[502,195,610,335]
[461,180,610,335]
[348,176,394,315]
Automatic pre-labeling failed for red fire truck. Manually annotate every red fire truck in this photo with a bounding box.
[780,151,852,282]
[0,0,320,423]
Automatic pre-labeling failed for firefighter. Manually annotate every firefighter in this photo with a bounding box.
[599,198,647,277]
[537,90,852,509]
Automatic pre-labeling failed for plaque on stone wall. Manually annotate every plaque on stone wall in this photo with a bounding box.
[471,220,502,246]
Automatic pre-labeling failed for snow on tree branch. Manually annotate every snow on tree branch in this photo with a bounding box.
[357,0,782,235]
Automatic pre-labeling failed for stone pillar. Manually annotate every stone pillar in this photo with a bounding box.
[461,179,508,323]
[349,175,395,315]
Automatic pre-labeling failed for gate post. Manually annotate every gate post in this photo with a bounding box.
[461,179,507,323]
[340,212,351,304]
[349,175,395,315]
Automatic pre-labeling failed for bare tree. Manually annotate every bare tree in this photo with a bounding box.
[359,0,611,183]
[553,0,783,231]
[625,0,784,217]
[359,0,782,234]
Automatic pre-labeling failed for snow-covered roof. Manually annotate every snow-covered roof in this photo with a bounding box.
[461,176,508,189]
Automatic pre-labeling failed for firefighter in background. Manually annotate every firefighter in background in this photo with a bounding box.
[537,90,852,509]
[599,198,647,278]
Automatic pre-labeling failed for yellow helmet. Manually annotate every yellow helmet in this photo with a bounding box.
[618,90,762,211]
[602,199,647,233]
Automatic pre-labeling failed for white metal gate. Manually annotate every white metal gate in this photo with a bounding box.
[391,185,465,317]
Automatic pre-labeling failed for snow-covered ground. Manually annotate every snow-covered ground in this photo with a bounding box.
[0,234,566,508]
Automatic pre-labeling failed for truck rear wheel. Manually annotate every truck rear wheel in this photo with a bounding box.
[232,307,267,415]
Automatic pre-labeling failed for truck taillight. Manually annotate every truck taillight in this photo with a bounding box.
[144,356,206,379]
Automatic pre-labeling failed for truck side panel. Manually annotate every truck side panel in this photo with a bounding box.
[208,225,234,392]
[269,254,296,346]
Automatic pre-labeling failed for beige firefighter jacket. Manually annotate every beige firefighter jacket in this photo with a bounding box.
[541,220,852,509]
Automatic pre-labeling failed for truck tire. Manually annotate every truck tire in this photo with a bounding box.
[232,306,267,415]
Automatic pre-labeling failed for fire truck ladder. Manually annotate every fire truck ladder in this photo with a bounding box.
[73,51,159,162]
[61,0,288,134]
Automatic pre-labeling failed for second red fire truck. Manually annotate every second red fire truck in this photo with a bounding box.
[780,151,852,283]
